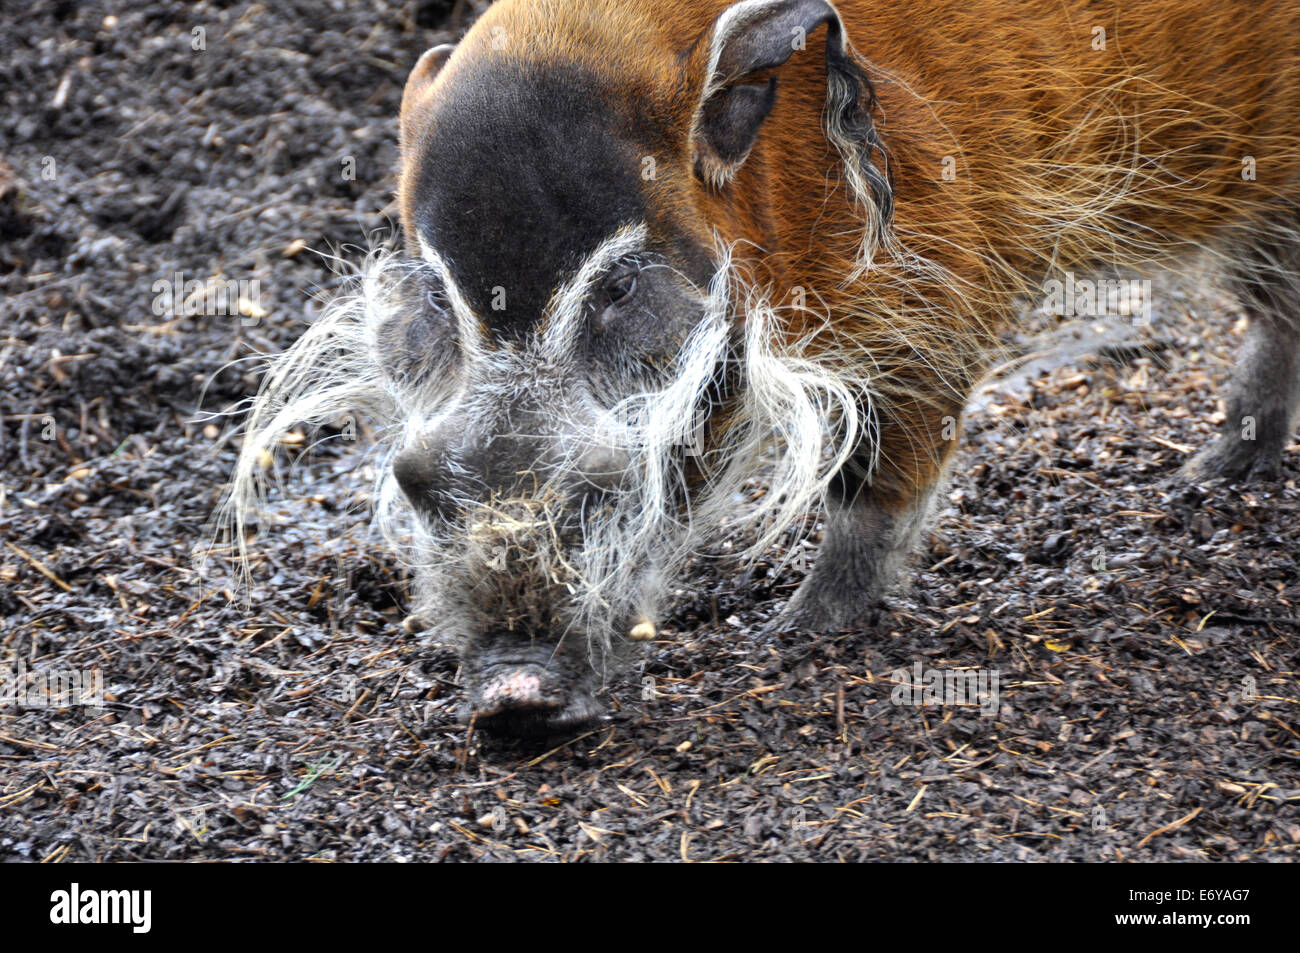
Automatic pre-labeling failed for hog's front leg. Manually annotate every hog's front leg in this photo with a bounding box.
[779,489,933,630]
[1185,304,1300,482]
[777,396,960,632]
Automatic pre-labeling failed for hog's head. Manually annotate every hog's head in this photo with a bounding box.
[225,0,889,735]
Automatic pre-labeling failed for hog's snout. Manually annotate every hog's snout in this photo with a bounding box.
[393,444,457,519]
[466,641,604,736]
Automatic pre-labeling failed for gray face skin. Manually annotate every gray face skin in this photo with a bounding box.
[380,240,720,735]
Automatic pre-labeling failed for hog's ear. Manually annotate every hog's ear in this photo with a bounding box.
[400,44,455,140]
[691,0,842,188]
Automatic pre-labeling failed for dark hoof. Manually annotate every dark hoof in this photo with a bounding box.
[765,589,886,636]
[1184,441,1283,483]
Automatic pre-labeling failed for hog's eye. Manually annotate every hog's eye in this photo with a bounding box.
[413,261,449,313]
[604,269,638,307]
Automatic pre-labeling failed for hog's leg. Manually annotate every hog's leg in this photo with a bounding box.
[777,486,932,630]
[1187,215,1300,481]
[779,393,961,631]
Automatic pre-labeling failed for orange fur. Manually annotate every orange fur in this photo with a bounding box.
[402,0,1300,506]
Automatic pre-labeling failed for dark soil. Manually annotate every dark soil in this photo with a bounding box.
[1,1,1296,862]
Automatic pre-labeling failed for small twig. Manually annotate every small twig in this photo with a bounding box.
[1136,806,1202,848]
[5,541,74,592]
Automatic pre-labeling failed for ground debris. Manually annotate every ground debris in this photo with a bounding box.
[0,0,1295,862]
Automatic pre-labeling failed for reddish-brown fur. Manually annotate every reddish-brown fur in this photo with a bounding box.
[401,0,1300,519]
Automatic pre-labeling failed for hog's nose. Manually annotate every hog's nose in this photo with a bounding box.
[468,653,604,736]
[393,425,522,517]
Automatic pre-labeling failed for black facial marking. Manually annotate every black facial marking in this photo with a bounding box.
[410,60,650,337]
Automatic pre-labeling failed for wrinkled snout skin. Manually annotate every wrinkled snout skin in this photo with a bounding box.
[462,637,606,736]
